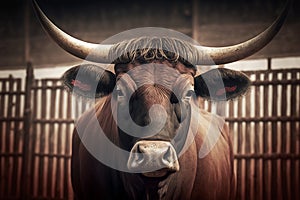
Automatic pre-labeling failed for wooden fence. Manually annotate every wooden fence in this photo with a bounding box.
[227,69,300,200]
[0,66,299,200]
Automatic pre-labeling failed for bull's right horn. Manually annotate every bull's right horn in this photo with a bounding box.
[193,0,292,65]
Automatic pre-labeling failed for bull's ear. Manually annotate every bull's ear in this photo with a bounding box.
[194,68,251,101]
[62,64,116,98]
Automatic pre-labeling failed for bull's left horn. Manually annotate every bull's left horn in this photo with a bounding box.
[194,0,291,65]
[32,0,112,63]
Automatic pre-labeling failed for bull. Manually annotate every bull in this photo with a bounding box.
[33,0,290,199]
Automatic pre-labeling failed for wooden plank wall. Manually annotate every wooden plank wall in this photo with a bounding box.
[0,68,299,199]
[30,79,74,200]
[226,69,300,200]
[0,76,25,199]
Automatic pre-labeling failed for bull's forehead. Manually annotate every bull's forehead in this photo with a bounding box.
[115,60,196,80]
[129,64,180,90]
[118,63,195,94]
[114,61,195,97]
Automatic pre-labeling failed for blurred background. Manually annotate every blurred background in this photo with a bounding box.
[1,0,300,70]
[0,0,299,200]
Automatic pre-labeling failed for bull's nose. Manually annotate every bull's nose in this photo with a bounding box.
[127,141,180,175]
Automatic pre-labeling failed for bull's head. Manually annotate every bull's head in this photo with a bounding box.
[60,44,251,177]
[32,0,290,179]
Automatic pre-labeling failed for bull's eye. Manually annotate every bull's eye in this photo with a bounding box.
[115,85,125,99]
[116,89,124,97]
[184,90,194,100]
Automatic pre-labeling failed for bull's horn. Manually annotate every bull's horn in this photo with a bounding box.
[33,0,291,65]
[32,0,112,63]
[194,0,291,65]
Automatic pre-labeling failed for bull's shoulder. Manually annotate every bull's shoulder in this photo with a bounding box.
[192,110,234,200]
[195,109,228,138]
[194,109,232,156]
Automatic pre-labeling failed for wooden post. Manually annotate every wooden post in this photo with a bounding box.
[267,58,272,70]
[21,62,34,200]
[21,0,33,198]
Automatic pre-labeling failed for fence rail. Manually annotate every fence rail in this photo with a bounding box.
[0,67,299,200]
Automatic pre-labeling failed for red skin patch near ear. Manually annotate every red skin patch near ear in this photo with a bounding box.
[216,86,237,96]
[71,80,91,91]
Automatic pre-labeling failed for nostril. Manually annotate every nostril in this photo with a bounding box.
[135,145,145,163]
[137,145,142,153]
[137,144,147,153]
[163,146,172,163]
[136,153,144,164]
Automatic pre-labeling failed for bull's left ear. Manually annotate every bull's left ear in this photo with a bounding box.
[194,68,251,101]
[62,64,116,98]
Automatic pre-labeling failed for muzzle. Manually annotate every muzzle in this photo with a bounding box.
[127,140,180,177]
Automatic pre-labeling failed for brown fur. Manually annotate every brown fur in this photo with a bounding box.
[70,42,237,199]
[71,95,235,200]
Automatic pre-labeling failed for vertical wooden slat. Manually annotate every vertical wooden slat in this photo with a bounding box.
[297,71,300,200]
[263,71,270,200]
[290,72,297,200]
[64,91,72,199]
[47,81,57,197]
[0,80,6,199]
[30,79,38,196]
[245,84,251,200]
[38,80,47,197]
[228,99,235,198]
[276,72,283,200]
[228,100,234,145]
[3,80,8,197]
[271,71,278,200]
[5,76,14,196]
[55,85,63,198]
[280,72,288,199]
[11,79,22,197]
[207,101,212,113]
[236,95,243,200]
[254,71,262,200]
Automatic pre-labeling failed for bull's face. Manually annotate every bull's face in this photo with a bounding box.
[62,58,250,178]
[114,61,196,177]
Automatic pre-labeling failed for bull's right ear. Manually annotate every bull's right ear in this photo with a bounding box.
[62,64,116,98]
[194,68,251,101]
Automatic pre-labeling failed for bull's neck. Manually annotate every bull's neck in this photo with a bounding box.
[122,173,175,200]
